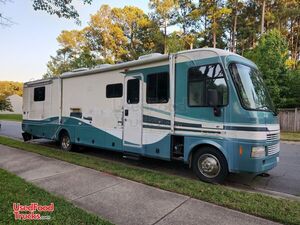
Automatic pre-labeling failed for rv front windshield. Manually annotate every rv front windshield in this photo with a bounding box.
[229,63,275,112]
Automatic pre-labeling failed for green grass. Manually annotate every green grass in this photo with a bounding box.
[0,114,22,121]
[0,168,112,225]
[281,132,300,142]
[0,136,299,225]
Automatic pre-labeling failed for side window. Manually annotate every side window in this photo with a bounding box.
[188,64,228,106]
[34,87,45,102]
[127,79,140,104]
[106,83,123,98]
[147,72,169,104]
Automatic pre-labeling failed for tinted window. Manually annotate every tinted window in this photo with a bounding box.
[34,87,45,102]
[106,83,123,98]
[188,64,228,106]
[127,79,139,104]
[147,72,169,104]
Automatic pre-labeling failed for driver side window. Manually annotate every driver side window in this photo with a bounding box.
[188,64,228,106]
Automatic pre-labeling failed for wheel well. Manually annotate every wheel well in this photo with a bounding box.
[188,144,227,168]
[58,129,69,141]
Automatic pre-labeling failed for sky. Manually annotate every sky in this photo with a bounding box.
[0,0,149,82]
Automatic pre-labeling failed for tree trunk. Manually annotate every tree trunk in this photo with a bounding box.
[291,20,294,62]
[290,19,299,67]
[213,31,216,48]
[164,20,167,54]
[232,3,238,53]
[295,19,300,65]
[261,0,266,34]
[213,17,216,48]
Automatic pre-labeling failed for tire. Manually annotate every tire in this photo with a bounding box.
[60,131,73,151]
[192,146,228,184]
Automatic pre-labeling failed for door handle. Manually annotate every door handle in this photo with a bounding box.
[124,109,129,116]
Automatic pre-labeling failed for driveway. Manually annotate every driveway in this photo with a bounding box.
[0,120,22,139]
[1,120,299,198]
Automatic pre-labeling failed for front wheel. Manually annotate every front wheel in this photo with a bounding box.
[192,147,228,183]
[60,132,73,151]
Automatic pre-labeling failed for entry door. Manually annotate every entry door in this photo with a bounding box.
[123,75,143,148]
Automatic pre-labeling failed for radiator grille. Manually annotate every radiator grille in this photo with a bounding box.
[267,133,280,143]
[267,143,280,156]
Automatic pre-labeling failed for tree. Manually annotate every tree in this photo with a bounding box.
[112,6,163,59]
[261,0,266,34]
[174,0,198,49]
[197,0,231,48]
[86,5,128,63]
[204,0,231,48]
[1,0,93,27]
[149,0,179,54]
[245,29,289,107]
[0,81,23,97]
[167,31,186,53]
[0,95,12,112]
[45,29,101,77]
[0,0,14,27]
[235,0,261,53]
[284,69,300,107]
[225,0,244,52]
[46,4,165,77]
[32,0,92,24]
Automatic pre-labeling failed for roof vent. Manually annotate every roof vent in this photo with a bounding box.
[138,53,163,60]
[71,67,89,72]
[95,64,112,69]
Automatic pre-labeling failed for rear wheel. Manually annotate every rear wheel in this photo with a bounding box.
[60,132,73,151]
[192,146,228,183]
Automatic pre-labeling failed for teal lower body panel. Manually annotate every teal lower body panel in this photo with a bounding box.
[22,117,279,175]
[22,117,172,160]
[229,139,279,173]
[22,117,60,140]
[183,135,279,174]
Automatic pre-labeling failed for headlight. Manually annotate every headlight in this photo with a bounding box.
[251,146,266,158]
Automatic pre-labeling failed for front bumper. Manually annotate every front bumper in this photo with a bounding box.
[229,140,280,174]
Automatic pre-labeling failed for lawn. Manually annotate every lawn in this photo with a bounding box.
[0,168,112,225]
[0,136,299,225]
[0,114,22,121]
[281,132,300,142]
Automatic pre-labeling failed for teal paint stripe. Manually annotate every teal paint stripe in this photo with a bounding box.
[124,141,140,146]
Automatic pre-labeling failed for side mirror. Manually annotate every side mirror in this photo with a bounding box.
[208,89,219,107]
[208,89,222,117]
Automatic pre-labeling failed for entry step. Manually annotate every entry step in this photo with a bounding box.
[123,152,141,161]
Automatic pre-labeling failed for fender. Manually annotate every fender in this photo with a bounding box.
[184,138,230,168]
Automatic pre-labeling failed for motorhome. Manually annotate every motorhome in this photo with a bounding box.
[22,48,280,183]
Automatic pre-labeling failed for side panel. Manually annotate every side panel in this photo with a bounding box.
[61,70,124,150]
[22,86,30,120]
[22,79,60,139]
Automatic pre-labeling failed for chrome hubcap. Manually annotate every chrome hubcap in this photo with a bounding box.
[198,154,221,178]
[62,136,70,150]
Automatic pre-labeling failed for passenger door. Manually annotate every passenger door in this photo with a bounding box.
[123,75,143,150]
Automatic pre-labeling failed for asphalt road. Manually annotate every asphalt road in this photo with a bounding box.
[1,120,299,198]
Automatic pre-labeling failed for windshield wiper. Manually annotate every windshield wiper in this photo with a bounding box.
[257,105,278,116]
